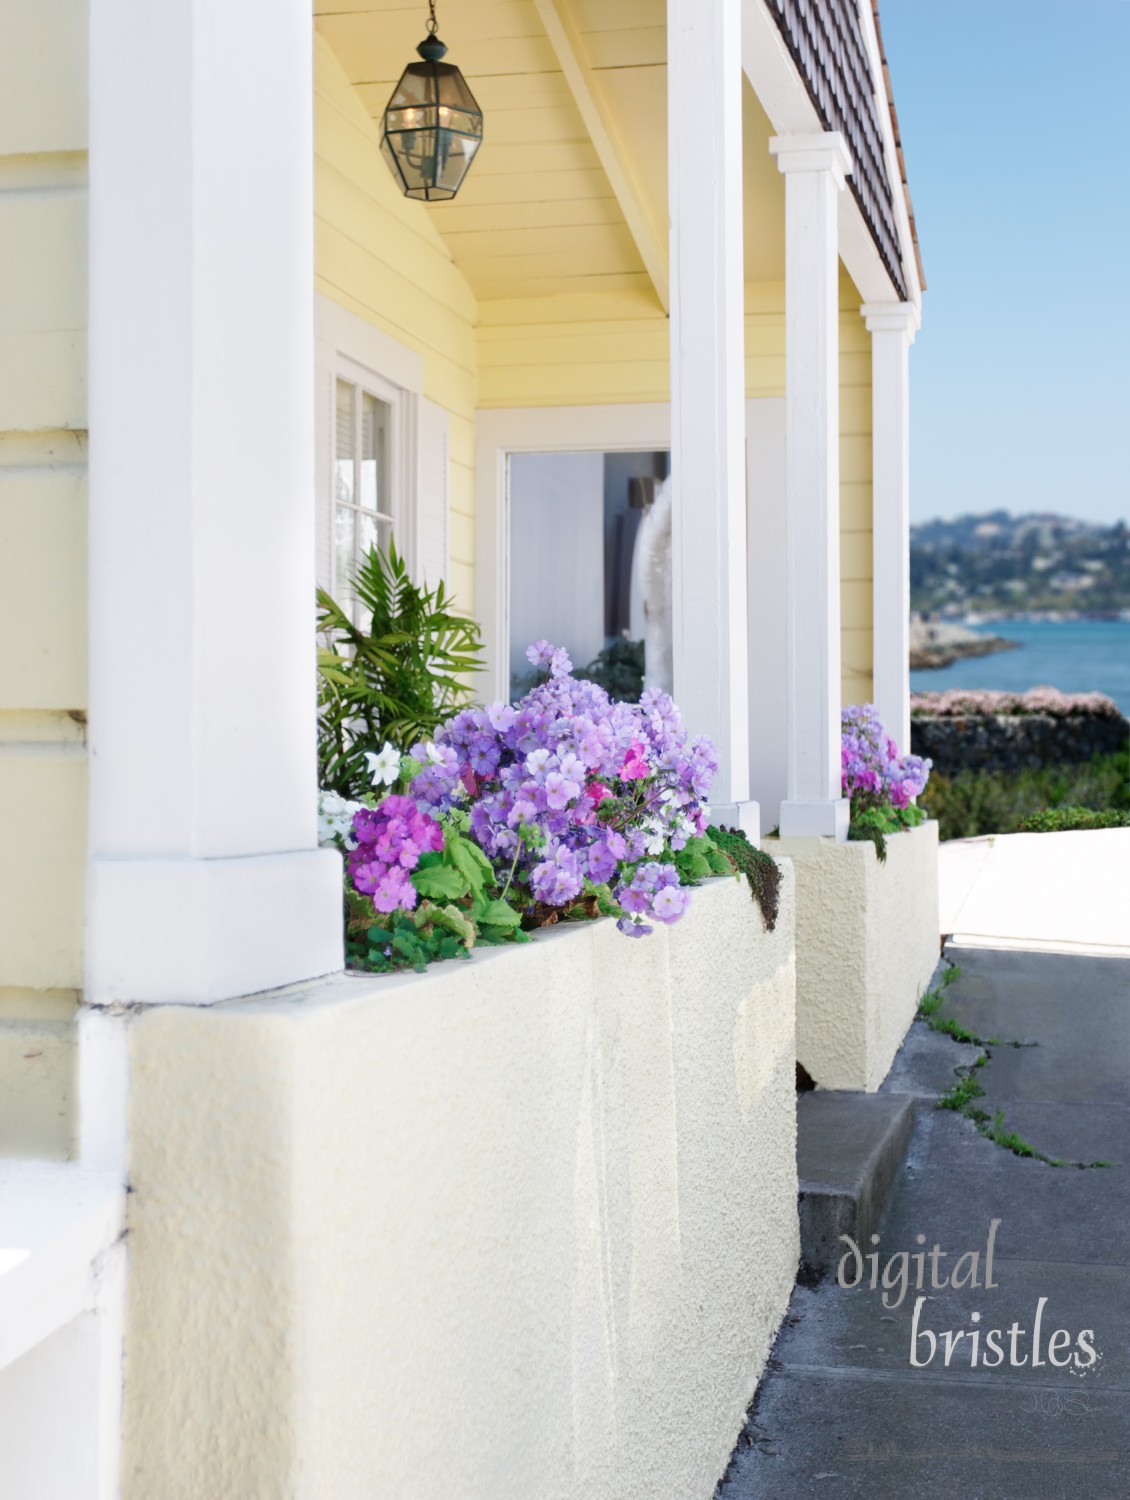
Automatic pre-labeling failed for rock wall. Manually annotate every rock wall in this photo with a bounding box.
[911,712,1129,774]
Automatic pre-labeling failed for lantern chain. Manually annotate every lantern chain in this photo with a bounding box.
[426,0,438,36]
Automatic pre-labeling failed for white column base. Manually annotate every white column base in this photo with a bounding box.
[710,800,762,842]
[779,798,849,841]
[86,850,344,1006]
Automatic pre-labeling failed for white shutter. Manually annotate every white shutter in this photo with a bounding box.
[313,340,335,596]
[416,397,449,589]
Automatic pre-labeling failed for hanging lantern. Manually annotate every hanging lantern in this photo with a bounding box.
[381,1,483,202]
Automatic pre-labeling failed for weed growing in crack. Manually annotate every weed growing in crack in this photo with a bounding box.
[919,964,1111,1170]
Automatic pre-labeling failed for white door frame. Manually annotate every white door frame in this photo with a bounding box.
[474,404,671,702]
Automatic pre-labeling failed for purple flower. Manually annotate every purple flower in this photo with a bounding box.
[651,885,690,924]
[544,771,580,810]
[407,641,714,940]
[530,843,583,906]
[526,640,555,668]
[346,795,442,915]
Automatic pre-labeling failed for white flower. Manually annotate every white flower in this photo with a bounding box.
[644,815,667,857]
[525,747,552,776]
[365,741,401,787]
[317,789,361,848]
[422,741,446,767]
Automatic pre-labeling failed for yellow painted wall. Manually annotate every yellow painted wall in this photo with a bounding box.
[314,35,479,609]
[0,0,88,1159]
[476,272,874,704]
[839,268,875,707]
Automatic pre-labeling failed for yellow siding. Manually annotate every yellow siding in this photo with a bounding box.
[0,0,88,1159]
[314,34,480,608]
[839,267,874,707]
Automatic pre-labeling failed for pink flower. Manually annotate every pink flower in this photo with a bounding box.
[584,780,611,805]
[619,740,651,781]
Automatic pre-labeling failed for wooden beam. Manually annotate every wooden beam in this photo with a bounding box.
[532,0,670,312]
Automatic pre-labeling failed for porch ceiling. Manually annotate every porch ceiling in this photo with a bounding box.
[314,0,786,308]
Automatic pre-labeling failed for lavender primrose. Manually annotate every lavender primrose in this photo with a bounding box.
[318,641,740,971]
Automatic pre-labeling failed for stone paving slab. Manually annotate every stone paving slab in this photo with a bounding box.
[761,1258,1128,1389]
[882,1115,1130,1269]
[719,1369,1129,1500]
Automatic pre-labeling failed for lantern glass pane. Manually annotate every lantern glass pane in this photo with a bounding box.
[382,56,482,201]
[388,65,439,110]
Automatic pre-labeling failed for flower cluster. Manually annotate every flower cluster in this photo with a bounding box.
[615,861,691,938]
[842,704,931,813]
[406,641,718,934]
[347,794,444,913]
[317,789,362,849]
[911,688,1122,721]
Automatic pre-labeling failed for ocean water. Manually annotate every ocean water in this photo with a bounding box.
[909,619,1130,716]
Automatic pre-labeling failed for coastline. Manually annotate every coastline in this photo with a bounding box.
[909,620,1020,671]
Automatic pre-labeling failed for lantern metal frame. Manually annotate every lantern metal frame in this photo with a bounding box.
[380,2,484,203]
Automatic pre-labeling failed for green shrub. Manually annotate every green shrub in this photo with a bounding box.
[317,540,484,800]
[1015,807,1130,834]
[922,749,1129,841]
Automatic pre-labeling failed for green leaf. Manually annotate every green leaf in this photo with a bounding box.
[425,901,476,948]
[410,865,470,901]
[366,926,394,945]
[474,897,521,928]
[447,833,493,896]
[392,931,420,959]
[706,849,735,875]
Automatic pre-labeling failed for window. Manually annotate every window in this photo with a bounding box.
[334,377,395,614]
[508,449,671,702]
[315,295,450,612]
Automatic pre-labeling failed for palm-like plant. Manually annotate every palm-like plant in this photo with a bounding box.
[317,540,484,799]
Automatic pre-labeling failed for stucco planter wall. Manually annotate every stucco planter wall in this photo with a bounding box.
[121,871,798,1500]
[765,820,938,1091]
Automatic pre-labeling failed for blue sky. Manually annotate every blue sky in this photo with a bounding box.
[878,0,1130,525]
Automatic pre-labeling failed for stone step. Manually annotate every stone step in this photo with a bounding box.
[796,1090,915,1282]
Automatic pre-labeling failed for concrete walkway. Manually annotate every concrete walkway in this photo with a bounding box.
[717,945,1130,1498]
[939,829,1130,956]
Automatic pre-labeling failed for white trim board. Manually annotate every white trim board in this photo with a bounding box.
[314,293,424,395]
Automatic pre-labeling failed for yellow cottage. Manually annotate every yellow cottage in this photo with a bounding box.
[0,1,930,1496]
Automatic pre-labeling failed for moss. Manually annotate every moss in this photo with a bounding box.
[923,967,1111,1169]
[708,825,781,933]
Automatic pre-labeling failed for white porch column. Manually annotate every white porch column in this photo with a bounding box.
[86,0,342,1006]
[862,301,920,753]
[769,133,852,840]
[667,0,758,836]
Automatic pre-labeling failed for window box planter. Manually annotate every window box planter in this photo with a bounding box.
[123,871,798,1500]
[764,820,939,1091]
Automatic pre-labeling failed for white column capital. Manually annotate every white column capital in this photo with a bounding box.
[769,131,853,186]
[861,300,921,340]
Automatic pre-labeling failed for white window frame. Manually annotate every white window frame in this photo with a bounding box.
[474,403,672,702]
[315,294,424,601]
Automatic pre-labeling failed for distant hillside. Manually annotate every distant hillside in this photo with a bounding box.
[910,511,1130,617]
